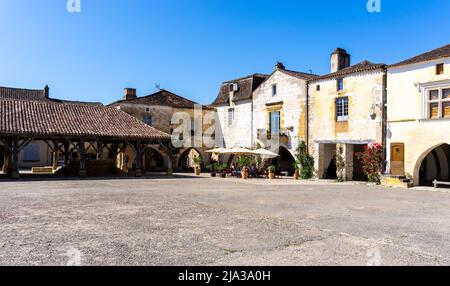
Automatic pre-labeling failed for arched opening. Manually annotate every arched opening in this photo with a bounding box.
[144,148,165,172]
[178,148,203,171]
[418,144,450,187]
[0,145,4,171]
[271,146,296,176]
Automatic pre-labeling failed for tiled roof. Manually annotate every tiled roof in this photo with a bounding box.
[0,99,170,140]
[211,74,269,106]
[309,61,386,82]
[278,69,319,80]
[0,86,47,101]
[110,89,211,109]
[389,44,450,68]
[0,86,103,106]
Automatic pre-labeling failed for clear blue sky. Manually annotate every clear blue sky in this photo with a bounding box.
[0,0,449,105]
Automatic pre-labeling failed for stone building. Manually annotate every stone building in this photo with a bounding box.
[308,49,387,181]
[109,88,215,172]
[212,74,268,151]
[252,62,318,174]
[386,44,450,187]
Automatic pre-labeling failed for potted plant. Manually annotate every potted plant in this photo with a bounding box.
[207,163,217,177]
[238,155,252,180]
[268,165,276,180]
[293,162,300,180]
[193,156,202,176]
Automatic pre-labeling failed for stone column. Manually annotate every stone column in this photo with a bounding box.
[167,143,173,177]
[79,138,86,177]
[341,144,354,181]
[134,142,142,177]
[2,141,12,176]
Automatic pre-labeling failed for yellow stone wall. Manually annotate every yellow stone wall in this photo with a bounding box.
[387,58,450,185]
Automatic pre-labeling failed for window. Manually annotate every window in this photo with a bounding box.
[335,97,349,121]
[316,85,321,91]
[23,144,40,162]
[337,78,344,91]
[270,111,281,135]
[426,88,450,119]
[143,114,153,126]
[272,84,277,97]
[228,108,235,126]
[436,63,444,75]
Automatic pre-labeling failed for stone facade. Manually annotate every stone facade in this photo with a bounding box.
[308,67,386,180]
[387,57,450,186]
[110,91,214,172]
[252,68,310,156]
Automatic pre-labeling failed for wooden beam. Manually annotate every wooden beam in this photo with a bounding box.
[79,138,86,177]
[11,137,19,179]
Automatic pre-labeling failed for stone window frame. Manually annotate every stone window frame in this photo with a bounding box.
[337,78,344,91]
[436,63,444,75]
[335,97,349,122]
[271,84,277,97]
[227,108,235,127]
[420,80,450,120]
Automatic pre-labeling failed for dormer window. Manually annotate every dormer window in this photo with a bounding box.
[337,78,344,91]
[229,83,239,93]
[272,84,277,97]
[436,63,444,75]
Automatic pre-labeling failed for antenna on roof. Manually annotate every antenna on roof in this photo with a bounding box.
[155,83,162,91]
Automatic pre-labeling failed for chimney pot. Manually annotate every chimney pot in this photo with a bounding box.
[44,85,49,98]
[124,88,137,100]
[275,62,285,70]
[331,48,351,73]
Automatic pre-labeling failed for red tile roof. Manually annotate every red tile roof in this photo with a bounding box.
[0,99,170,141]
[389,44,450,68]
[309,61,386,82]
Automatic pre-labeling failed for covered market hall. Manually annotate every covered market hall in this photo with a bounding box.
[0,99,171,178]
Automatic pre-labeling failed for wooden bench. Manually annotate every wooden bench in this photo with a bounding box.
[433,180,450,188]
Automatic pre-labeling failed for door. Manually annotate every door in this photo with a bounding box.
[390,143,405,176]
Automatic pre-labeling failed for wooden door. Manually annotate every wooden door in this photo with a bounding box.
[391,143,405,176]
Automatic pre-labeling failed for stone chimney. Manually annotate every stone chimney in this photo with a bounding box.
[275,62,286,70]
[331,48,351,73]
[44,85,49,99]
[123,88,137,101]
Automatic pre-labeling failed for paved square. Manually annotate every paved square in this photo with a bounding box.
[0,176,449,266]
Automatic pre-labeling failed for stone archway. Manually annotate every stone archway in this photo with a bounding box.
[271,146,296,176]
[144,148,165,172]
[414,143,450,186]
[177,148,204,171]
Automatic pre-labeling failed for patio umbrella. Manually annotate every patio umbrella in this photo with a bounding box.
[221,147,254,155]
[251,149,280,158]
[205,147,227,154]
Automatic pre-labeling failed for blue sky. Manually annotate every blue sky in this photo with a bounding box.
[0,0,449,105]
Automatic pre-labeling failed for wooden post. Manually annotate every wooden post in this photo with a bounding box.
[79,138,86,177]
[135,141,142,177]
[2,139,12,175]
[97,142,103,160]
[167,142,173,177]
[52,141,58,171]
[11,137,19,179]
[64,142,70,167]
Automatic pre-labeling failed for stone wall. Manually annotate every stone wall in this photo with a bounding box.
[253,70,308,155]
[387,58,450,185]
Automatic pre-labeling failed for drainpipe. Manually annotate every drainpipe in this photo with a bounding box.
[381,66,388,174]
[306,81,310,154]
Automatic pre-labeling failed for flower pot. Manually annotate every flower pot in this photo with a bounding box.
[294,172,300,180]
[210,172,216,177]
[269,172,275,180]
[220,173,226,178]
[194,167,201,176]
[242,171,249,180]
